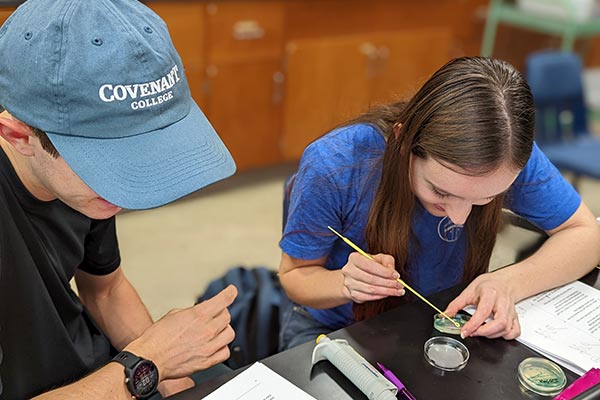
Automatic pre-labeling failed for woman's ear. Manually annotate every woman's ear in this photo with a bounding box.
[393,122,402,139]
[0,115,36,156]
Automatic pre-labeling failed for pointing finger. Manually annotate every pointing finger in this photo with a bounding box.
[194,285,237,318]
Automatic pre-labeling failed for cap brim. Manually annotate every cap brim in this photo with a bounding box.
[47,102,236,210]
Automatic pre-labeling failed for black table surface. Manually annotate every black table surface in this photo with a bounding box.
[172,269,600,400]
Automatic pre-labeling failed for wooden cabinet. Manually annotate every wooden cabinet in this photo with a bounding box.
[4,1,542,171]
[204,2,285,63]
[282,35,372,159]
[202,2,285,170]
[203,60,284,169]
[0,1,477,169]
[147,0,488,170]
[281,29,452,159]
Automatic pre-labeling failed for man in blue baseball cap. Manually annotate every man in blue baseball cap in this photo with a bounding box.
[0,0,239,398]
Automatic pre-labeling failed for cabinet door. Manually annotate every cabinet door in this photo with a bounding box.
[203,1,285,171]
[281,36,374,160]
[146,2,206,108]
[368,29,452,105]
[205,2,285,64]
[204,61,284,170]
[281,29,452,160]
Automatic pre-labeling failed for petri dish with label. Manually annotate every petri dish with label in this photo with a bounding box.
[433,313,470,335]
[424,336,469,372]
[518,357,566,397]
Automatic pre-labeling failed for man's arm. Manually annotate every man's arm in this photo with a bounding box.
[74,267,151,351]
[35,363,138,400]
[31,271,237,400]
[74,267,202,396]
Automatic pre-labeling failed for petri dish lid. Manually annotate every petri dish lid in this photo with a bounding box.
[518,357,566,396]
[433,313,470,335]
[424,336,470,371]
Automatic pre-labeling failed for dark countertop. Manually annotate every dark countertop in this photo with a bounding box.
[171,269,600,399]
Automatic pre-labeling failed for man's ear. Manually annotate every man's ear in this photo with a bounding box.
[0,116,36,156]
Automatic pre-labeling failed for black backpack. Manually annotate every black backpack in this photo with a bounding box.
[196,266,283,369]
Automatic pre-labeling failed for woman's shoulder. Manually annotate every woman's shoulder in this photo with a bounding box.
[515,142,560,184]
[303,123,385,163]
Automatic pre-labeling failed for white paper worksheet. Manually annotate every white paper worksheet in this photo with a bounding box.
[202,362,317,400]
[514,281,600,375]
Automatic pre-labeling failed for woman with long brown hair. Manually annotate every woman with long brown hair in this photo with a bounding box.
[278,56,600,351]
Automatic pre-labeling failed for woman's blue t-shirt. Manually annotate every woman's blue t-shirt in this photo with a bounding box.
[279,124,581,329]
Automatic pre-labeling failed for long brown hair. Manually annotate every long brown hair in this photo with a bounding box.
[351,57,535,320]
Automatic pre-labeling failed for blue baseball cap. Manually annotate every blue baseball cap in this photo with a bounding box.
[0,0,236,209]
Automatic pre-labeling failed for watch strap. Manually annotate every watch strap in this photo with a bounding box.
[112,350,142,369]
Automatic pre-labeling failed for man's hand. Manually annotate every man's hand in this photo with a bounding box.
[126,285,238,381]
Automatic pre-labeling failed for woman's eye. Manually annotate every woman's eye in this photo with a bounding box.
[432,188,449,198]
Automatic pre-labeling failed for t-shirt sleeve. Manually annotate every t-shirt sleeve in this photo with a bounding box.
[505,142,581,231]
[280,143,342,260]
[78,216,121,275]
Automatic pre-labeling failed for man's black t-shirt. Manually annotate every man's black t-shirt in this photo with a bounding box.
[0,148,121,399]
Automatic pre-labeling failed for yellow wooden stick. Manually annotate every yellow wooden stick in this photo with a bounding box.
[327,225,460,328]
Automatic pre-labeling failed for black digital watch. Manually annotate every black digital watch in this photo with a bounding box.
[112,351,159,399]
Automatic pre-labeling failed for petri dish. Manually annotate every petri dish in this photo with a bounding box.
[433,313,470,335]
[517,357,566,397]
[424,336,470,371]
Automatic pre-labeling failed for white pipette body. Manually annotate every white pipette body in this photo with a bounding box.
[311,335,397,400]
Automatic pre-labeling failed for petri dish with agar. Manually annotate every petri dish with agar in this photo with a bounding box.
[424,336,469,372]
[433,313,470,335]
[518,357,566,397]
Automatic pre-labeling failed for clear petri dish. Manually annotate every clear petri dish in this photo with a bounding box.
[433,313,470,335]
[424,336,470,371]
[517,357,566,397]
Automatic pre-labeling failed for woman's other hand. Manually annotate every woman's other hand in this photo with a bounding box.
[445,272,520,340]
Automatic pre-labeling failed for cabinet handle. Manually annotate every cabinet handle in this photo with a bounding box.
[360,42,378,78]
[233,20,265,41]
[203,65,219,97]
[285,42,297,56]
[206,65,219,78]
[202,79,211,97]
[376,45,390,76]
[359,42,377,59]
[272,71,285,105]
[377,46,390,61]
[360,43,390,78]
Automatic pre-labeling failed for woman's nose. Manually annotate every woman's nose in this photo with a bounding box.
[445,202,472,225]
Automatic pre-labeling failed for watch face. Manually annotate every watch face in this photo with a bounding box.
[133,361,158,396]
